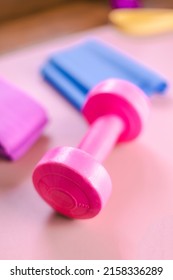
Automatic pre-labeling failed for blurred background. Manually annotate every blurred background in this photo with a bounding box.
[0,0,173,54]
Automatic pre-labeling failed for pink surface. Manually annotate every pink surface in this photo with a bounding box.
[0,26,173,259]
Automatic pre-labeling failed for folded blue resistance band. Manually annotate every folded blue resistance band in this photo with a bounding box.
[41,39,168,111]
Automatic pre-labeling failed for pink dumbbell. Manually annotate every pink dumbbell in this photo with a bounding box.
[32,79,149,219]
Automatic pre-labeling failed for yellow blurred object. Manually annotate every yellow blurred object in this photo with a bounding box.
[109,8,173,36]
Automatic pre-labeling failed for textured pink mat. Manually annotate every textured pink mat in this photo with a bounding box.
[0,26,173,260]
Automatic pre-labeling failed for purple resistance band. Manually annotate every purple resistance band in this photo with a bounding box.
[110,0,140,8]
[0,78,48,160]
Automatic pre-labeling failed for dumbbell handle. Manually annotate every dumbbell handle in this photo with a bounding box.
[78,115,124,162]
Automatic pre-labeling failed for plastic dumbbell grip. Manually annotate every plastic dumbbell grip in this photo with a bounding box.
[78,115,124,162]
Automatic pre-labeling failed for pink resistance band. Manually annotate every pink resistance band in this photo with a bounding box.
[0,78,48,160]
